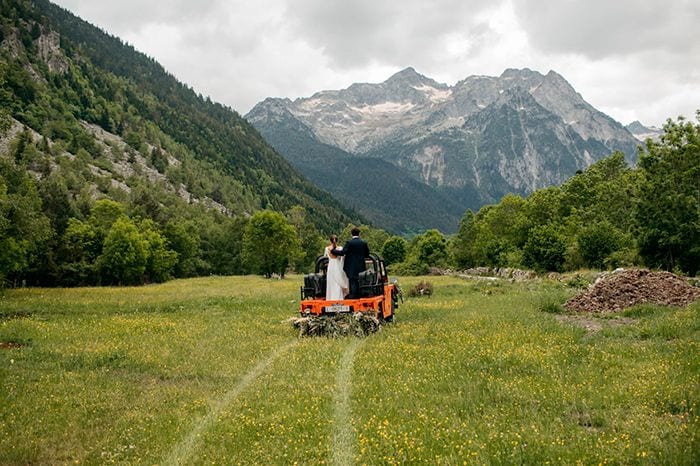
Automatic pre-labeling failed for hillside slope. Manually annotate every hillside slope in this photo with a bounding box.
[249,98,465,233]
[0,0,357,231]
[0,0,367,286]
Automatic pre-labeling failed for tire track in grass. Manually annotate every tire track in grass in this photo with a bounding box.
[331,338,361,466]
[163,340,298,466]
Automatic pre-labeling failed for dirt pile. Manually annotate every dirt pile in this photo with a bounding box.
[565,269,700,313]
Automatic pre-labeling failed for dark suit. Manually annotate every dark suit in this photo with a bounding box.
[332,236,370,299]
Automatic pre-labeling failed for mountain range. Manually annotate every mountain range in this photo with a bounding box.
[247,67,643,233]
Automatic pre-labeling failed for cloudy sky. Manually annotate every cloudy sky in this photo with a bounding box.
[52,0,698,127]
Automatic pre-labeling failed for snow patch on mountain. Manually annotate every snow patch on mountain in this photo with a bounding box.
[412,84,452,103]
[350,101,416,115]
[298,98,327,110]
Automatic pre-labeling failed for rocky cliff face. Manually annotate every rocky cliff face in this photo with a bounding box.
[247,68,642,232]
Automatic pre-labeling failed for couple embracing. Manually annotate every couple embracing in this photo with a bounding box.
[323,227,370,300]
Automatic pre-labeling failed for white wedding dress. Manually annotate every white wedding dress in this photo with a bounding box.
[325,246,349,300]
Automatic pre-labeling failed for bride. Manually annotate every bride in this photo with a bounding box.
[324,235,349,300]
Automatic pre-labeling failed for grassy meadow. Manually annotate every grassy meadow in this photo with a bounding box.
[0,275,698,465]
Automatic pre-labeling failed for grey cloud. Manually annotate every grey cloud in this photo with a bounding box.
[513,0,700,59]
[49,0,697,125]
[510,0,700,125]
[283,0,497,69]
[53,0,221,32]
[57,0,281,66]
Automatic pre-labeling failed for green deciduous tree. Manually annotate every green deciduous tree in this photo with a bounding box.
[381,236,407,266]
[413,229,448,268]
[97,217,148,285]
[89,199,125,237]
[523,225,567,272]
[140,219,177,283]
[60,218,100,285]
[524,186,563,227]
[286,205,324,272]
[636,113,700,275]
[577,221,627,270]
[164,219,201,277]
[243,210,301,278]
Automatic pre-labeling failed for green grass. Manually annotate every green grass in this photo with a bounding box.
[1,276,698,464]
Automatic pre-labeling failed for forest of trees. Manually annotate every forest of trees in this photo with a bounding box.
[1,0,698,288]
[3,112,696,287]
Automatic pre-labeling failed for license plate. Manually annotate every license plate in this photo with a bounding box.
[326,304,350,313]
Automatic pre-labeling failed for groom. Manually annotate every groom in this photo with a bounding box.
[331,227,370,299]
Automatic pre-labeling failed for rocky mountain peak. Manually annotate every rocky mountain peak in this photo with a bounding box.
[388,66,420,80]
[247,97,294,122]
[247,98,290,124]
[626,120,663,142]
[627,120,650,133]
[385,67,442,87]
[540,70,579,97]
[378,67,449,105]
[500,67,541,80]
[246,97,317,139]
[544,69,567,82]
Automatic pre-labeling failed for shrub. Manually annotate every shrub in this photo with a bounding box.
[534,289,568,313]
[565,273,592,289]
[407,280,433,297]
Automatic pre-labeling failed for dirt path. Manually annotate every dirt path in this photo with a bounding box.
[554,314,635,332]
[162,340,299,466]
[331,338,361,466]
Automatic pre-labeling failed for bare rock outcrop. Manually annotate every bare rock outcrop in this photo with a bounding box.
[37,30,68,73]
